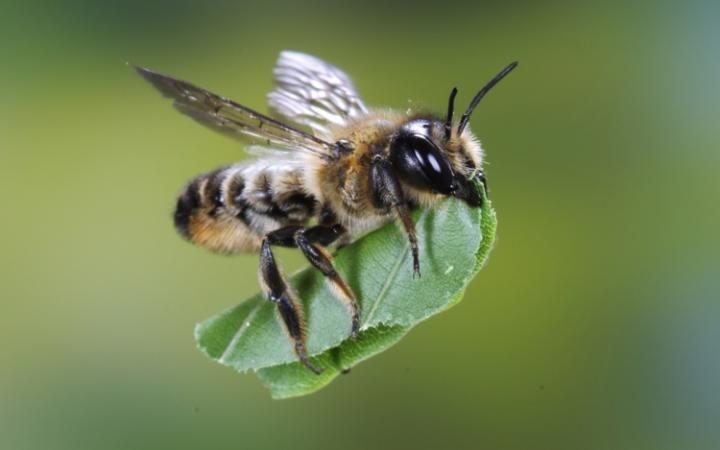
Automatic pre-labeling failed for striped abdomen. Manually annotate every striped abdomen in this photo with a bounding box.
[174,161,318,253]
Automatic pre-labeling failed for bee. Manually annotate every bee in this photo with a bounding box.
[135,51,517,374]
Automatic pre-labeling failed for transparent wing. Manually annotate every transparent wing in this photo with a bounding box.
[267,51,368,138]
[135,66,336,161]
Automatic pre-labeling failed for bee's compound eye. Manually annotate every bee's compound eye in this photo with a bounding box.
[391,135,456,194]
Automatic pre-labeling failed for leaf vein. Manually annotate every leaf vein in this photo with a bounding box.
[219,302,263,364]
[362,211,429,327]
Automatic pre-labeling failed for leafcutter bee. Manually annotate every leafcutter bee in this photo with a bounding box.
[135,51,517,373]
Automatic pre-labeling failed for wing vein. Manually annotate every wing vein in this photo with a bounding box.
[134,64,336,161]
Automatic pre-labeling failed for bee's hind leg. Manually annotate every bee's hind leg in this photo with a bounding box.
[259,238,323,374]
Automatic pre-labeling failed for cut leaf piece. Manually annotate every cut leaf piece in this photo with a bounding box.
[256,190,497,398]
[257,325,410,399]
[195,181,496,396]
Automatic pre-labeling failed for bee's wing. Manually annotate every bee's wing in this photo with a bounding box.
[135,66,337,161]
[267,51,368,139]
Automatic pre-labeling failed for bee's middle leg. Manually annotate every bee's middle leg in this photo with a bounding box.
[266,224,360,339]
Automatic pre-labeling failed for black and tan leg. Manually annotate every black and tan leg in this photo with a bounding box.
[259,240,323,374]
[265,224,360,338]
[260,222,359,373]
[369,156,421,277]
[294,228,360,338]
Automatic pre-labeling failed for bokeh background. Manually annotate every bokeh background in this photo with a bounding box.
[1,0,719,449]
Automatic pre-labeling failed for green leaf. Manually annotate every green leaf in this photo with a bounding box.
[195,181,496,398]
[257,325,411,399]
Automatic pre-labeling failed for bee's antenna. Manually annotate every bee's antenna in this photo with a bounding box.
[457,61,518,135]
[444,87,458,140]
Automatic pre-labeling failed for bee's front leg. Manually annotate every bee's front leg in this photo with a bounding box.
[369,156,421,278]
[453,172,484,208]
[476,170,488,196]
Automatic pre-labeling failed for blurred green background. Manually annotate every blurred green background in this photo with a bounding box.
[1,0,719,449]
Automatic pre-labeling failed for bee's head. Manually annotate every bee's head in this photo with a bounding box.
[389,60,517,206]
[390,119,458,195]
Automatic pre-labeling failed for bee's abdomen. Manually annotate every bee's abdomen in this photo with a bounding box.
[174,162,317,254]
